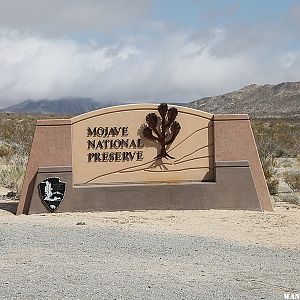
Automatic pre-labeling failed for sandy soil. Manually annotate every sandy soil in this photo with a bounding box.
[1,200,299,250]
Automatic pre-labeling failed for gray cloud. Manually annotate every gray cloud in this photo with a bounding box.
[0,1,299,107]
[0,24,299,108]
[0,0,152,34]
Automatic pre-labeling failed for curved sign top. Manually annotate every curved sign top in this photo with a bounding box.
[71,104,214,186]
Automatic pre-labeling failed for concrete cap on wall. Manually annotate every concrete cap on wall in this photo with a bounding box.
[38,166,72,173]
[36,119,71,126]
[215,160,249,167]
[213,114,249,121]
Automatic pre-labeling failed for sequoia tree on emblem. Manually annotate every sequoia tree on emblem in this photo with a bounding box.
[143,103,181,159]
[38,177,66,212]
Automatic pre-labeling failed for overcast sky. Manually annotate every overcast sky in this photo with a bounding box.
[0,0,299,107]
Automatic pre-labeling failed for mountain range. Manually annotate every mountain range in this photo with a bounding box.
[188,81,300,118]
[1,98,106,115]
[1,81,299,118]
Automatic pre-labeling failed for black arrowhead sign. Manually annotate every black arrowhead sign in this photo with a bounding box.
[38,177,66,212]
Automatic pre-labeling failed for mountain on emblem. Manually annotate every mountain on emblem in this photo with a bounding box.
[38,177,66,212]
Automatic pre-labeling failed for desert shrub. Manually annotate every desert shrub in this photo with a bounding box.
[252,118,300,195]
[252,121,279,195]
[0,113,68,193]
[252,119,299,158]
[276,148,289,158]
[0,154,26,194]
[0,114,37,156]
[0,114,34,194]
[279,193,300,205]
[0,144,12,158]
[0,113,66,193]
[284,170,300,192]
[267,178,279,195]
[280,159,293,168]
[0,113,68,155]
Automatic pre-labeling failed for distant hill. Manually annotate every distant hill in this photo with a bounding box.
[1,81,299,117]
[187,81,300,118]
[1,98,106,115]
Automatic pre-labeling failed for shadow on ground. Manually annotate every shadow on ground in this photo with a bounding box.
[0,199,18,214]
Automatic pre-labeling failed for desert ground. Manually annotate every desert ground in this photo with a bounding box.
[0,115,298,299]
[0,199,299,300]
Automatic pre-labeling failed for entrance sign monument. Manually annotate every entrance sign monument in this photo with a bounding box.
[17,104,273,214]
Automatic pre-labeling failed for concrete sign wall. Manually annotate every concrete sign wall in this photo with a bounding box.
[17,104,273,214]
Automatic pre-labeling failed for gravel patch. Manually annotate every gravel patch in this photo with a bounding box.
[0,214,299,300]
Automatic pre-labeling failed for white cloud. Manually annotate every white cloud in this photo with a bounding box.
[279,52,299,69]
[0,26,300,107]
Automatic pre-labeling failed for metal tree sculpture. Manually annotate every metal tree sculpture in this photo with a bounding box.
[143,103,181,159]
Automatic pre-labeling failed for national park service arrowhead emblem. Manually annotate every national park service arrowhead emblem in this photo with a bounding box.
[38,177,66,212]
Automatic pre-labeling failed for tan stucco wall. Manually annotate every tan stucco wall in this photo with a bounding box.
[27,161,261,214]
[71,104,214,185]
[214,115,272,211]
[16,120,72,215]
[18,105,273,214]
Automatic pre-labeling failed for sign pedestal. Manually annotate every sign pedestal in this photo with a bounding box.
[17,104,272,214]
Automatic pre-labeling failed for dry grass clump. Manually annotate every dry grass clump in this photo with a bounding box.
[0,156,26,191]
[252,118,299,199]
[0,113,65,196]
[279,194,299,206]
[0,113,39,195]
[284,170,300,192]
[0,113,37,154]
[252,119,299,158]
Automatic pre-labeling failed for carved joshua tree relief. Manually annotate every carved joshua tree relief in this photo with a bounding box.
[143,103,181,160]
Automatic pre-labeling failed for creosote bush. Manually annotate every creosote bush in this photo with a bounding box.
[280,194,300,206]
[0,114,37,155]
[251,118,299,196]
[284,170,300,192]
[0,144,12,158]
[252,121,278,195]
[0,157,25,192]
